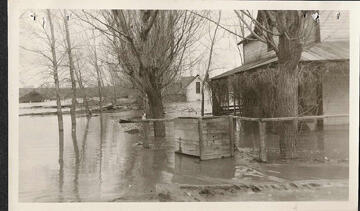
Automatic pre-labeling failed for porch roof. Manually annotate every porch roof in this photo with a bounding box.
[212,41,349,80]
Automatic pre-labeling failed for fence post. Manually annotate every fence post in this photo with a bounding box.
[258,121,267,162]
[229,116,235,156]
[198,118,204,160]
[143,121,150,149]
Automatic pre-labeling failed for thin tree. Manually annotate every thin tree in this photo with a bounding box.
[47,10,65,166]
[63,9,80,162]
[74,60,91,117]
[89,29,104,111]
[201,12,221,116]
[21,10,66,166]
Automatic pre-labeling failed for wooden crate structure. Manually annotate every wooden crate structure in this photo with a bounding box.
[174,116,235,160]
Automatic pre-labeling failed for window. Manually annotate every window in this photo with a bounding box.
[196,82,200,94]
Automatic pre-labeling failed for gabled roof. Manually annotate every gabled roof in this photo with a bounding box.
[180,75,198,88]
[212,41,349,80]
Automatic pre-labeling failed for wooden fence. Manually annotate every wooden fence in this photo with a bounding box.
[120,114,349,162]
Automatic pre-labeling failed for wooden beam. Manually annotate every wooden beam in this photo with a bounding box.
[260,114,348,122]
[228,116,235,157]
[258,121,267,162]
[121,114,348,124]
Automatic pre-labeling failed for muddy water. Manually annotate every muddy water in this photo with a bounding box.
[19,107,349,202]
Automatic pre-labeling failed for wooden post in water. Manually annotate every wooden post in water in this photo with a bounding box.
[258,121,267,162]
[229,116,235,156]
[198,118,204,160]
[143,122,150,149]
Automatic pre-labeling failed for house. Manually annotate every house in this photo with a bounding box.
[19,91,46,103]
[210,11,349,126]
[164,75,211,103]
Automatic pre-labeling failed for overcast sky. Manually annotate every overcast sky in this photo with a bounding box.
[19,10,245,88]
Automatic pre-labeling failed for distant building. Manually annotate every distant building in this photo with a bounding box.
[164,75,211,103]
[19,91,45,103]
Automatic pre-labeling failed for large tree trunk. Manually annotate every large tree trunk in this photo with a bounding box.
[276,68,298,159]
[64,10,80,162]
[146,87,166,137]
[47,10,64,166]
[276,32,302,159]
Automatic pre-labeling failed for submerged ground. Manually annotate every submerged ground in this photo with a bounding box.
[19,101,349,202]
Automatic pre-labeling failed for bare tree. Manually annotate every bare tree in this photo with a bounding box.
[80,10,204,137]
[46,10,66,166]
[20,10,66,166]
[63,9,80,162]
[234,10,317,159]
[92,30,104,111]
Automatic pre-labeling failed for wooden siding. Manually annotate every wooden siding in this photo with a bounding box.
[174,117,234,160]
[174,118,200,156]
[243,40,268,64]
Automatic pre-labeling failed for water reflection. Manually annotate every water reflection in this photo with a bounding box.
[58,148,64,202]
[19,109,349,202]
[73,159,80,202]
[80,117,91,162]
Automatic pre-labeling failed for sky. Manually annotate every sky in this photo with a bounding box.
[19,10,245,88]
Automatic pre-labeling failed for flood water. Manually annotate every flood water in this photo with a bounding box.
[19,103,349,202]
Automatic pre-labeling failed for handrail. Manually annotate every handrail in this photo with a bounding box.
[119,114,349,123]
[230,114,349,122]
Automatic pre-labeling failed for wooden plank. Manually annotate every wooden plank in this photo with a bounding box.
[174,129,199,140]
[203,143,231,149]
[202,149,231,155]
[202,132,229,140]
[202,140,230,147]
[203,133,230,140]
[204,118,229,124]
[202,148,231,155]
[230,116,260,121]
[176,139,199,145]
[260,114,349,122]
[203,124,229,131]
[174,123,199,130]
[180,148,200,156]
[202,144,231,151]
[200,153,232,160]
[174,118,199,124]
[177,142,200,155]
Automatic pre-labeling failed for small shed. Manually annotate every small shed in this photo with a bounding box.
[174,116,235,160]
[19,91,45,103]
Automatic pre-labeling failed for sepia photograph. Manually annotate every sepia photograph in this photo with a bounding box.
[8,1,359,209]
